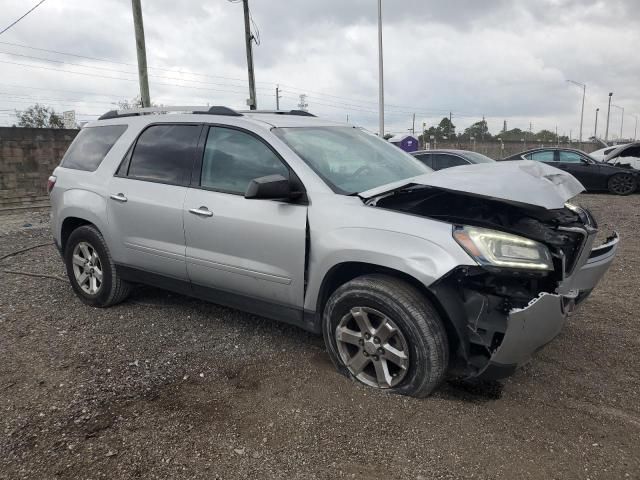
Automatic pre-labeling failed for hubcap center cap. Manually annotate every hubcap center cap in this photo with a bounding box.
[364,340,378,355]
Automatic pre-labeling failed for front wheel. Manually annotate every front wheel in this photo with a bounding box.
[607,173,637,195]
[322,274,449,397]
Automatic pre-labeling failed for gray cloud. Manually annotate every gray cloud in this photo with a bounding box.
[0,0,637,138]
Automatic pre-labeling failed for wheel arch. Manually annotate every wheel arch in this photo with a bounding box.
[314,261,461,357]
[60,217,98,253]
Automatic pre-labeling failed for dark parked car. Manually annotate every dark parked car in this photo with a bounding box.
[504,147,638,195]
[411,149,495,170]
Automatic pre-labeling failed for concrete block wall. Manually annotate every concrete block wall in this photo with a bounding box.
[0,127,78,210]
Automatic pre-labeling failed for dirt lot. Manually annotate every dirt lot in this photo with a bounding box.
[1,195,639,480]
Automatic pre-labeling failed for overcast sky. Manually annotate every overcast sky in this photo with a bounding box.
[0,0,638,139]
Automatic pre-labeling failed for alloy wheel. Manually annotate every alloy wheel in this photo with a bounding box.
[335,306,410,389]
[72,241,103,295]
[609,174,635,195]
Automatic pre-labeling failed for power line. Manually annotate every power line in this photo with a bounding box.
[0,40,489,117]
[0,40,273,86]
[0,59,278,98]
[0,0,47,36]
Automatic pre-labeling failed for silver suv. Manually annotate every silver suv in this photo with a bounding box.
[49,106,618,397]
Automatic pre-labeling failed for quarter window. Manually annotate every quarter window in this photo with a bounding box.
[201,127,288,194]
[62,125,127,171]
[127,124,200,185]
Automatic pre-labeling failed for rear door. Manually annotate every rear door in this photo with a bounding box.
[183,125,307,309]
[107,123,202,279]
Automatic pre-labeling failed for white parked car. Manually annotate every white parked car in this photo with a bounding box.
[603,143,640,171]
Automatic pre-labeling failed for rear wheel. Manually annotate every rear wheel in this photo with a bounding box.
[64,225,131,307]
[322,274,449,397]
[607,173,637,195]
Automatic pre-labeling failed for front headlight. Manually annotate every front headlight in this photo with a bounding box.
[453,225,553,271]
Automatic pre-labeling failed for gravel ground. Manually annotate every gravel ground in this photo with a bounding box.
[1,196,639,480]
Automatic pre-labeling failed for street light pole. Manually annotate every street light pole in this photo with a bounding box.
[605,92,613,143]
[567,80,586,146]
[377,0,384,137]
[594,108,599,139]
[612,104,624,140]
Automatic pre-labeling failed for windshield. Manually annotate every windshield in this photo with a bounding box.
[463,151,495,164]
[273,126,430,194]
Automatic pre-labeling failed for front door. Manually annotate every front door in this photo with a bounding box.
[107,123,202,280]
[555,150,604,190]
[184,126,307,309]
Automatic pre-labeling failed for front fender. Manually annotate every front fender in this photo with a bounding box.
[304,224,475,312]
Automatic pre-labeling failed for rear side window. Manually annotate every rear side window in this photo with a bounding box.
[527,150,555,162]
[434,153,468,170]
[127,124,200,185]
[61,125,127,171]
[414,153,433,168]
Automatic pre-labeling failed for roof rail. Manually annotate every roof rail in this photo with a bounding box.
[98,105,243,120]
[97,106,316,120]
[239,109,316,117]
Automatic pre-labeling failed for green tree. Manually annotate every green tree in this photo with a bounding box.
[15,104,64,128]
[500,128,526,141]
[117,95,160,110]
[461,120,491,141]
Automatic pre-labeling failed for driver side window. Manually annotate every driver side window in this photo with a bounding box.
[558,151,585,163]
[201,127,289,194]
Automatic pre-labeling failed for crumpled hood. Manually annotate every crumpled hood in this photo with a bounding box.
[359,160,585,209]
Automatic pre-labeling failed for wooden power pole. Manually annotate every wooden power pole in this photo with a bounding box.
[131,0,151,107]
[243,0,257,110]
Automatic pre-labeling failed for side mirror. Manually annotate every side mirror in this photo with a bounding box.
[245,174,294,200]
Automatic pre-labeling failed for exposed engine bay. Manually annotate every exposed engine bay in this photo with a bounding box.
[369,185,595,378]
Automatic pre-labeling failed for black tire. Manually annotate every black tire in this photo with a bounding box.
[322,274,449,397]
[64,225,131,307]
[607,173,637,195]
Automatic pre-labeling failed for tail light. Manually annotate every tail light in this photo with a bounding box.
[47,175,57,194]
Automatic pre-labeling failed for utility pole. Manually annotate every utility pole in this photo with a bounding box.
[448,111,452,139]
[275,85,281,110]
[481,115,486,142]
[242,0,257,110]
[131,0,150,107]
[555,125,558,146]
[377,0,384,137]
[411,113,415,136]
[634,115,638,141]
[605,92,613,142]
[594,108,599,139]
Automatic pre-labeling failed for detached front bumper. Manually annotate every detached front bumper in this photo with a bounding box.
[478,231,619,380]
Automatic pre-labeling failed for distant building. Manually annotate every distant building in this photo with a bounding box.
[388,134,419,152]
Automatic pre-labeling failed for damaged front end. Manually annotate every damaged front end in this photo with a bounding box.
[371,187,618,379]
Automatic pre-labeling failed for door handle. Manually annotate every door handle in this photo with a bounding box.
[189,206,213,217]
[110,193,128,202]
